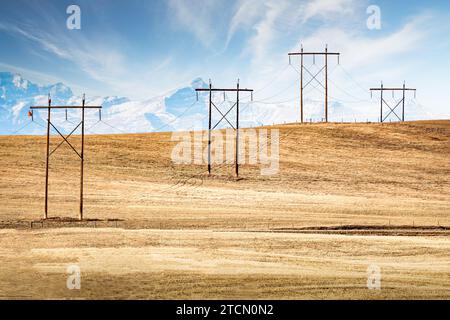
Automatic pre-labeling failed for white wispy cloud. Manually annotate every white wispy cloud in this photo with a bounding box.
[224,0,359,62]
[300,0,356,23]
[0,21,128,89]
[1,18,195,100]
[299,14,430,71]
[167,0,228,48]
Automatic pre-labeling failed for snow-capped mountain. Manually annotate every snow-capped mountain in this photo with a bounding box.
[0,72,211,135]
[0,71,434,135]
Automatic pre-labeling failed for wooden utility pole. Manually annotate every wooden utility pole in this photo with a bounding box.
[402,82,406,122]
[325,46,328,122]
[289,45,340,123]
[300,46,304,123]
[30,95,102,221]
[208,80,212,175]
[196,80,253,178]
[44,94,51,220]
[370,82,416,123]
[79,94,85,221]
[380,82,384,123]
[236,80,240,177]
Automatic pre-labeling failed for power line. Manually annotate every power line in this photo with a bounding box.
[86,120,101,132]
[8,120,33,135]
[307,82,370,105]
[253,95,300,105]
[327,77,371,103]
[32,120,47,129]
[151,100,200,132]
[336,65,370,95]
[100,119,127,134]
[254,78,298,102]
[252,64,291,94]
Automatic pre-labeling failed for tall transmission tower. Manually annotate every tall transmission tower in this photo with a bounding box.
[29,94,102,221]
[288,45,340,123]
[370,82,416,123]
[196,80,253,178]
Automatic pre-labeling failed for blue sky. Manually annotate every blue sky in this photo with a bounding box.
[1,0,450,117]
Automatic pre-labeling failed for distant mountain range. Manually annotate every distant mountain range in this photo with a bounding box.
[0,71,434,135]
[0,72,211,135]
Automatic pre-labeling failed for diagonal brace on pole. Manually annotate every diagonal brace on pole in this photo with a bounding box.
[288,46,340,123]
[302,66,326,90]
[371,83,416,123]
[195,81,253,178]
[30,97,102,221]
[382,99,403,122]
[49,121,82,157]
[49,122,82,159]
[212,102,237,130]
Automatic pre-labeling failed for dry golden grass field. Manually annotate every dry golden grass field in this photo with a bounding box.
[0,120,449,299]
